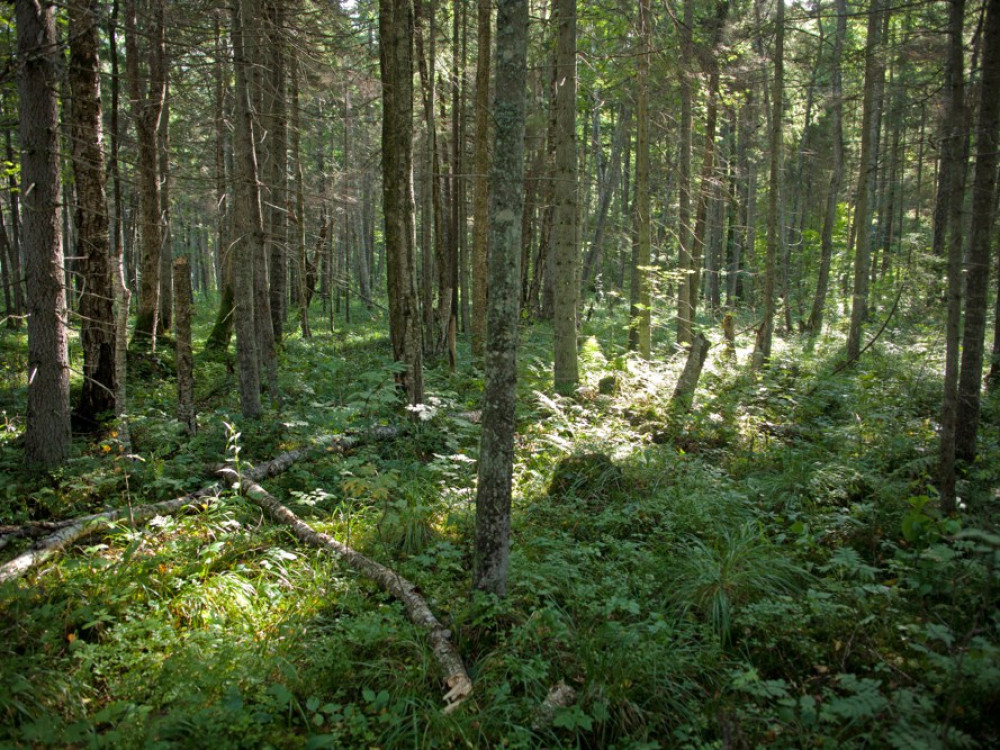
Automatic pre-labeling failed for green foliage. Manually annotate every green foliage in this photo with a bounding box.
[0,303,997,748]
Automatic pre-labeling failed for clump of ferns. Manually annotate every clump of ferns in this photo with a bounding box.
[669,522,813,645]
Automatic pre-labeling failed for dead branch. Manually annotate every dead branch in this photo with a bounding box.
[228,469,472,713]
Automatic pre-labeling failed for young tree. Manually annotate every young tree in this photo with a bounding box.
[954,0,1000,463]
[18,0,70,466]
[474,0,527,597]
[380,0,424,404]
[552,0,579,393]
[69,0,117,425]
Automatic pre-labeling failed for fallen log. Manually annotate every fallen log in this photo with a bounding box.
[228,469,473,713]
[0,489,217,584]
[1,427,404,584]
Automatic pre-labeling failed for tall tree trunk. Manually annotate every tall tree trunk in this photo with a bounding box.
[689,1,729,328]
[69,0,117,427]
[955,0,1000,463]
[808,0,847,333]
[580,103,629,291]
[471,0,491,356]
[18,0,70,466]
[552,0,579,393]
[291,52,310,339]
[380,0,424,404]
[676,0,695,345]
[845,0,885,362]
[938,0,967,514]
[628,0,651,358]
[125,0,166,345]
[158,77,172,332]
[475,0,527,598]
[231,0,262,418]
[752,0,784,368]
[206,11,234,351]
[265,0,288,345]
[174,256,195,434]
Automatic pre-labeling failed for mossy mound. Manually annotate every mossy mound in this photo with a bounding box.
[547,452,624,504]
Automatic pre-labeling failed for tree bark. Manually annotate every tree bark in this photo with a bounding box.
[552,0,579,394]
[174,256,195,435]
[231,0,262,418]
[672,332,710,413]
[125,0,166,345]
[380,0,425,405]
[69,0,117,427]
[955,0,1000,463]
[676,0,695,345]
[628,0,651,359]
[938,0,967,514]
[808,0,846,333]
[752,0,784,368]
[845,0,886,362]
[475,0,527,598]
[18,0,70,467]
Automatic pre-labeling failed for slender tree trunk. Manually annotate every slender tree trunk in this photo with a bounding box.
[291,53,310,339]
[808,0,846,333]
[18,0,70,466]
[552,0,579,393]
[475,0,527,598]
[158,78,172,333]
[628,0,651,358]
[206,12,234,351]
[380,0,424,404]
[231,0,262,418]
[265,0,288,345]
[174,256,195,434]
[845,0,885,362]
[676,0,695,345]
[3,126,24,325]
[69,0,117,427]
[471,0,490,356]
[125,0,166,345]
[955,0,1000,463]
[752,0,784,368]
[938,0,967,514]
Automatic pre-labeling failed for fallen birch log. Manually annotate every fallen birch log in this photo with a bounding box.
[0,489,218,584]
[1,427,404,584]
[228,469,473,713]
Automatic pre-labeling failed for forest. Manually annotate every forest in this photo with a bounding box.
[1,0,999,746]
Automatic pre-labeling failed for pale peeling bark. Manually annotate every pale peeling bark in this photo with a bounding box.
[19,0,70,466]
[474,0,527,598]
[1,427,402,584]
[233,474,472,711]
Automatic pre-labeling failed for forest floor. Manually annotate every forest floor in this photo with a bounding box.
[1,295,998,749]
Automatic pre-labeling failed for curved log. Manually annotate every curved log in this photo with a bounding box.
[229,469,473,712]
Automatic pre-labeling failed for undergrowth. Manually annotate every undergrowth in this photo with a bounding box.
[1,300,998,748]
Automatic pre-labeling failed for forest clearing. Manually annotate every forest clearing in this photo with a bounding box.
[1,0,999,747]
